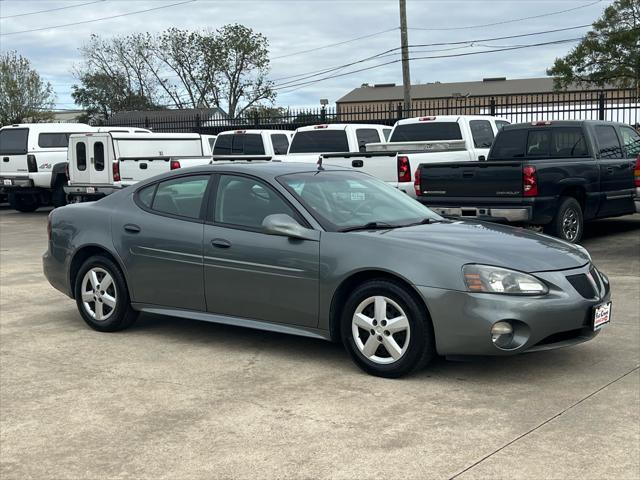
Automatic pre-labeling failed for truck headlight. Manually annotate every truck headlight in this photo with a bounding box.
[463,264,548,295]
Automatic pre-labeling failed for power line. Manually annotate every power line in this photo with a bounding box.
[0,0,106,19]
[0,0,197,36]
[274,33,623,93]
[409,0,602,31]
[272,24,593,89]
[271,27,398,60]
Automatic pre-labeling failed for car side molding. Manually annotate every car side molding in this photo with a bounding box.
[131,304,332,341]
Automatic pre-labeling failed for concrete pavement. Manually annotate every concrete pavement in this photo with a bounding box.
[1,207,638,479]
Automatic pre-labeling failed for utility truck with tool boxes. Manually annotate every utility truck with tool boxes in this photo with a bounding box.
[0,123,149,211]
[65,132,211,202]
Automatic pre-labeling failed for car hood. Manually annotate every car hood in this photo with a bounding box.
[358,220,589,273]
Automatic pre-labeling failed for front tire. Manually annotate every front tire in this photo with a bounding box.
[8,192,39,212]
[340,280,435,378]
[74,255,138,332]
[544,196,583,243]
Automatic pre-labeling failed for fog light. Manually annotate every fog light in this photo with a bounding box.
[491,321,514,347]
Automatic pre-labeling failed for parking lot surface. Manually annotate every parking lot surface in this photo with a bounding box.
[1,207,638,479]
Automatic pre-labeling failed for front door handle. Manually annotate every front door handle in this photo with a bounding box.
[124,224,141,233]
[2,157,8,163]
[605,167,614,175]
[352,160,364,168]
[211,238,231,248]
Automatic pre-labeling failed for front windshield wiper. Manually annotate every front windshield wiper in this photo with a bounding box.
[400,217,434,228]
[338,221,396,232]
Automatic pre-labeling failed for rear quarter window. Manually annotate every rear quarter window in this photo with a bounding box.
[38,133,71,148]
[490,127,590,160]
[289,130,349,153]
[0,128,28,155]
[390,122,462,142]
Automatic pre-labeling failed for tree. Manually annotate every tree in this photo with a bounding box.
[72,72,158,122]
[0,51,55,125]
[205,24,275,117]
[73,25,276,117]
[547,0,640,91]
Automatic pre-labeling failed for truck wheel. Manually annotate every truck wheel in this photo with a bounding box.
[545,196,583,243]
[8,192,39,213]
[51,183,68,208]
[340,279,435,378]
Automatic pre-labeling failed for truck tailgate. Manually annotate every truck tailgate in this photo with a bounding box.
[321,152,398,182]
[419,161,523,197]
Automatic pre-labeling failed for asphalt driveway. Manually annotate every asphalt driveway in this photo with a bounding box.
[1,207,638,479]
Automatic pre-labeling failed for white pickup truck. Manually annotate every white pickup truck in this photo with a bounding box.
[65,132,211,202]
[211,129,293,161]
[314,116,509,197]
[0,123,150,211]
[285,123,392,162]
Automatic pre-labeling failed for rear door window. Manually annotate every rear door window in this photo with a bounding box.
[356,128,381,151]
[289,130,349,153]
[0,128,28,155]
[469,120,495,148]
[595,125,624,159]
[620,126,640,157]
[271,134,290,155]
[76,142,87,171]
[94,141,105,171]
[390,122,462,142]
[150,175,210,219]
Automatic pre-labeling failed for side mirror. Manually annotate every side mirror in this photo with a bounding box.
[262,214,318,241]
[478,155,486,161]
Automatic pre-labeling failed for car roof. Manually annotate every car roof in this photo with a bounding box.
[395,115,507,125]
[217,129,293,135]
[0,123,92,132]
[168,161,353,179]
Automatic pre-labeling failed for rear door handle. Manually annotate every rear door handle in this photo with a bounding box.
[605,167,614,175]
[352,160,364,168]
[2,157,8,163]
[124,224,141,233]
[211,238,231,248]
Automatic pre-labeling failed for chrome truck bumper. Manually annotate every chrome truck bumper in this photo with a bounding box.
[430,206,531,223]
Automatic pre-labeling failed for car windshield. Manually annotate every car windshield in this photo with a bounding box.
[278,170,442,231]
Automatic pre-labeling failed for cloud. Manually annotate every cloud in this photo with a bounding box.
[0,0,608,111]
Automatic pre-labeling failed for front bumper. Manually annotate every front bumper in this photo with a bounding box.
[417,263,610,356]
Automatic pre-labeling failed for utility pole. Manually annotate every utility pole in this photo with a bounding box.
[399,0,411,117]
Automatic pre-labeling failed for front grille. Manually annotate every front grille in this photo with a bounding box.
[566,273,597,299]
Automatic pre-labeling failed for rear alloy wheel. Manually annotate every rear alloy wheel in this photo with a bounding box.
[8,192,39,212]
[545,196,583,243]
[341,280,435,378]
[74,255,138,332]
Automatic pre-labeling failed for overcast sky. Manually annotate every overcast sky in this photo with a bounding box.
[0,0,611,112]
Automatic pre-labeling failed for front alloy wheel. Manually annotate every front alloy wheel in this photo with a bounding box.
[352,296,411,364]
[341,279,435,378]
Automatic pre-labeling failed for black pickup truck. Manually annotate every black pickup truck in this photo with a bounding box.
[415,120,640,242]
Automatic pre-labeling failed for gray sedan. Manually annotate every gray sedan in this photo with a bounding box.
[43,162,611,377]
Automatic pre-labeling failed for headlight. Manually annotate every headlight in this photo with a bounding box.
[462,264,548,295]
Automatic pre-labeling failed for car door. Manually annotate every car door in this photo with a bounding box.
[88,135,111,185]
[113,174,211,311]
[203,173,320,328]
[593,125,635,216]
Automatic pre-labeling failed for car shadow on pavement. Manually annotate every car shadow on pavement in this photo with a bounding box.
[583,215,640,240]
[124,311,600,383]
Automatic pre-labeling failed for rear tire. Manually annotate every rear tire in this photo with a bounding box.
[340,279,435,378]
[74,255,138,332]
[8,192,39,212]
[544,196,583,243]
[51,182,67,208]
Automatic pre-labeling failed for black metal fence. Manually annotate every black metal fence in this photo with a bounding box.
[102,88,639,134]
